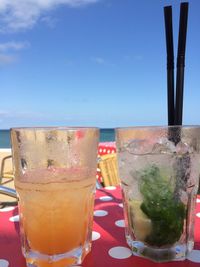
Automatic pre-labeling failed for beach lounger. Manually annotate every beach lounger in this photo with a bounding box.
[0,155,14,183]
[0,151,17,200]
[98,153,120,187]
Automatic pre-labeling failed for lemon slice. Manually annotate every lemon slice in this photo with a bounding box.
[129,200,152,241]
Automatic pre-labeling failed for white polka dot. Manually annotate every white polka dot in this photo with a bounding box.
[99,196,113,201]
[108,246,132,259]
[107,150,110,153]
[0,259,9,267]
[94,210,108,217]
[103,149,106,153]
[9,215,19,222]
[115,219,125,227]
[118,203,123,208]
[196,213,200,218]
[99,149,102,153]
[111,150,115,153]
[197,198,200,203]
[105,186,116,190]
[0,207,15,212]
[92,231,101,241]
[187,250,200,263]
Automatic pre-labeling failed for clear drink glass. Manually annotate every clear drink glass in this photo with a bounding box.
[11,127,99,267]
[116,126,200,262]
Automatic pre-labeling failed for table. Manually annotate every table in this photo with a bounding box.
[0,186,200,267]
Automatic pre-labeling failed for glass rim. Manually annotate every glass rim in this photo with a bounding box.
[115,125,200,131]
[11,126,99,132]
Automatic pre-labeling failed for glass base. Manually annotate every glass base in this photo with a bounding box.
[127,236,187,263]
[24,242,91,267]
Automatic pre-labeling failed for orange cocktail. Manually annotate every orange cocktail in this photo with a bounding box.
[11,127,99,267]
[16,174,94,255]
[16,171,95,267]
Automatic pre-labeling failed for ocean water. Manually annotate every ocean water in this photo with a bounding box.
[0,128,115,148]
[99,128,115,142]
[0,130,11,148]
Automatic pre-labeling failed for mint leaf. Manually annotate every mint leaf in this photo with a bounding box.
[138,165,186,246]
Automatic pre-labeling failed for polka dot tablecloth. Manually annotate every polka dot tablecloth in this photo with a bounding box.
[0,187,200,267]
[98,142,116,156]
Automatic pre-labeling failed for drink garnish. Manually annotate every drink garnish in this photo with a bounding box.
[132,165,186,246]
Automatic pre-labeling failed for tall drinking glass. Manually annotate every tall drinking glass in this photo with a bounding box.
[11,127,99,267]
[116,126,200,262]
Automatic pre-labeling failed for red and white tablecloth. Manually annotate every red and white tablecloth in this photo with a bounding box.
[0,187,200,267]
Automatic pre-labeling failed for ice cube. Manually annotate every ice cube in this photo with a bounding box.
[176,141,193,155]
[152,137,176,154]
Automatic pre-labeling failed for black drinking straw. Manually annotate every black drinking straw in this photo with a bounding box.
[163,3,190,211]
[164,2,189,127]
[174,2,189,126]
[164,6,175,126]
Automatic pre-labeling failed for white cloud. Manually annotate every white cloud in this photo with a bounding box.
[123,55,143,62]
[0,54,17,65]
[0,0,99,32]
[41,16,58,28]
[91,56,106,64]
[91,56,116,67]
[0,110,10,116]
[0,109,49,120]
[134,55,143,61]
[0,41,29,52]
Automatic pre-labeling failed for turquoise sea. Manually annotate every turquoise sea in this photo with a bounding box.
[0,129,115,148]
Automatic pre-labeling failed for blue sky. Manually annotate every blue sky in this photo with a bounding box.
[0,0,200,129]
